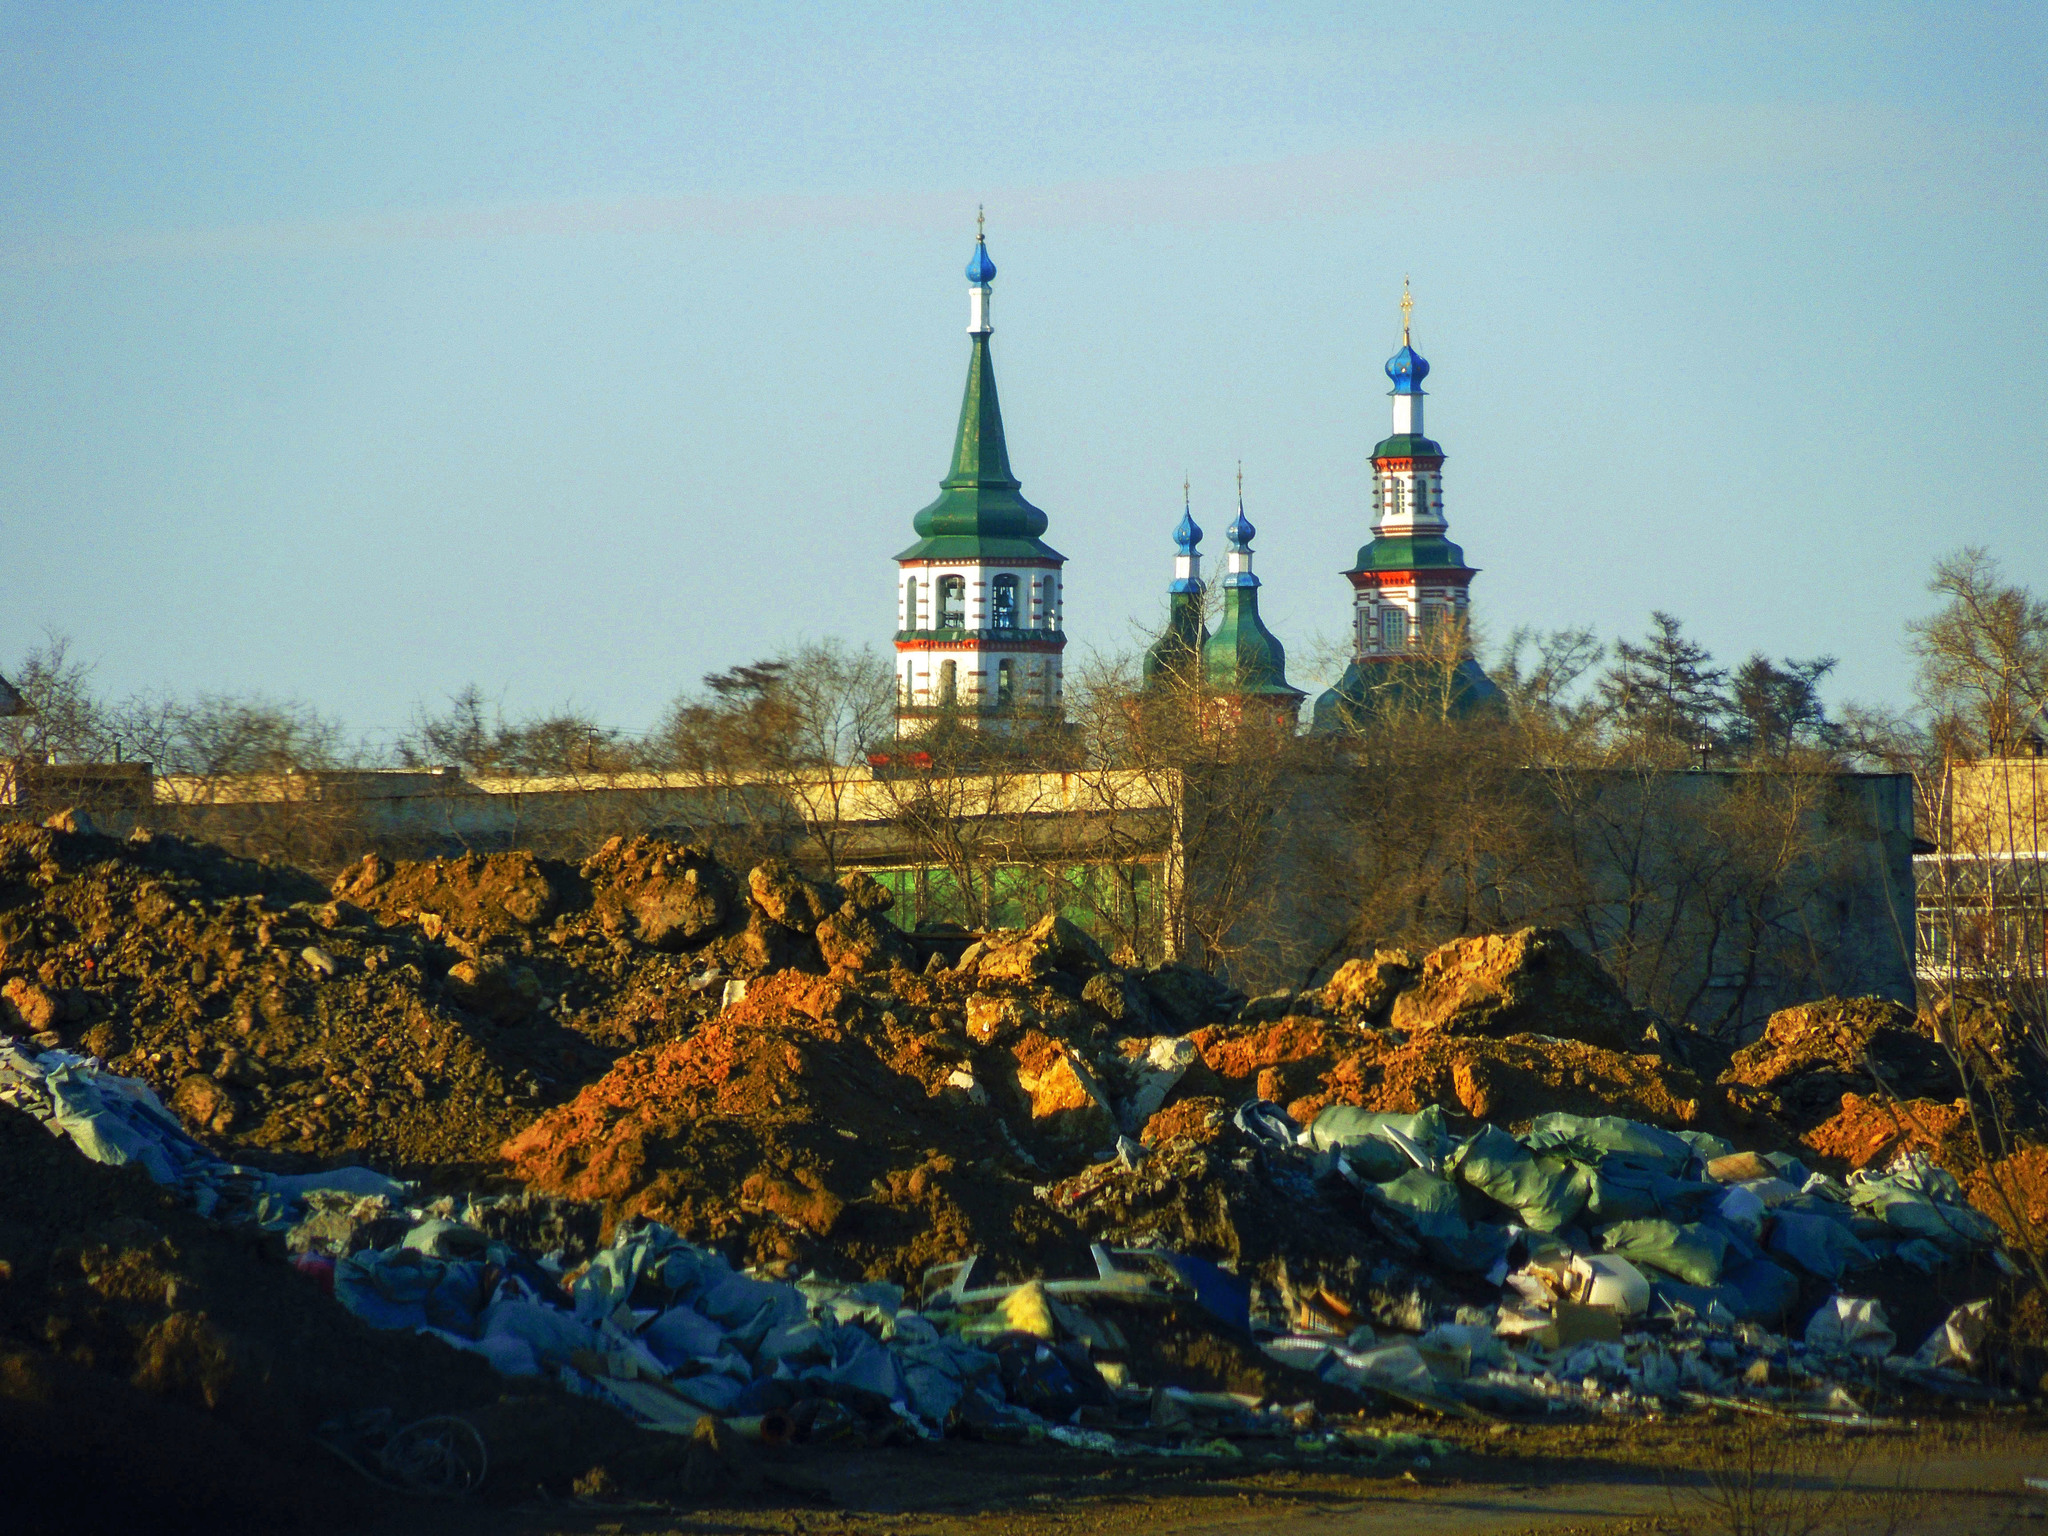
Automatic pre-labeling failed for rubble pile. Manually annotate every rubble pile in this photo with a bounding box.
[0,1059,678,1535]
[4,819,2045,1511]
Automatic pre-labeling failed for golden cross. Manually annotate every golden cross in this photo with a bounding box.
[1183,473,1190,507]
[1401,276,1413,343]
[1236,460,1244,503]
[977,204,985,241]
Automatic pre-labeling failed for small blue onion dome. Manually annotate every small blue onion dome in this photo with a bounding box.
[1386,342,1430,393]
[1174,509,1203,553]
[1227,508,1255,549]
[966,238,997,285]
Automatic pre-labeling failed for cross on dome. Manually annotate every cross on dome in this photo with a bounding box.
[1386,278,1429,393]
[965,206,997,285]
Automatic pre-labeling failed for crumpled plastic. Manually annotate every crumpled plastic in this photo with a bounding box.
[1850,1154,2002,1252]
[1804,1294,1896,1360]
[1913,1298,1992,1370]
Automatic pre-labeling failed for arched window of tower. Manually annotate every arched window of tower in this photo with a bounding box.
[938,660,957,704]
[991,574,1018,629]
[903,575,919,631]
[996,658,1015,707]
[1384,608,1409,650]
[937,576,965,630]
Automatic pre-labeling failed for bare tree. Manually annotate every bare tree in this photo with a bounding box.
[1909,547,2048,760]
[653,640,896,875]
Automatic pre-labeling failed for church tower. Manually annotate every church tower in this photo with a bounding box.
[1314,283,1498,730]
[1200,471,1305,728]
[1142,482,1208,690]
[893,215,1066,736]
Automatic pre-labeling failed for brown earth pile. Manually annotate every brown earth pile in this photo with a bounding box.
[1720,996,1954,1114]
[1801,1091,1981,1174]
[504,912,1747,1290]
[0,826,903,1181]
[1386,927,1656,1055]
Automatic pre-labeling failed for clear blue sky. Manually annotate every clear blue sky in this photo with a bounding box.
[4,2,2043,746]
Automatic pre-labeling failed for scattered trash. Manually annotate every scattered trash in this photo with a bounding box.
[313,1410,488,1497]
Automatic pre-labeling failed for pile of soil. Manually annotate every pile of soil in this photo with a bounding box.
[1800,1091,1981,1174]
[0,1097,687,1535]
[1720,996,1954,1116]
[0,828,886,1182]
[503,970,1086,1282]
[0,823,633,1178]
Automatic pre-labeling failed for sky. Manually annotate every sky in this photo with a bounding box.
[3,2,2044,750]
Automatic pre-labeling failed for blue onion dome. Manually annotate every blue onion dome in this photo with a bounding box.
[1174,508,1203,553]
[1385,341,1429,393]
[966,238,997,285]
[1227,508,1255,549]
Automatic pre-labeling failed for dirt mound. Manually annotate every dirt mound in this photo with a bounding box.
[1967,1147,2048,1256]
[0,825,915,1182]
[1387,928,1653,1055]
[1182,1012,1726,1136]
[1722,997,1954,1109]
[1800,1092,1980,1175]
[0,1099,667,1533]
[502,972,1084,1282]
[331,848,571,942]
[0,823,642,1178]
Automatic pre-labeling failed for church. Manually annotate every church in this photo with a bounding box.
[888,224,1494,736]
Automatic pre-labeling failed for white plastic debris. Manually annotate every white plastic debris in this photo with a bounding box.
[1804,1295,1896,1360]
[1913,1298,1992,1371]
[1571,1254,1650,1317]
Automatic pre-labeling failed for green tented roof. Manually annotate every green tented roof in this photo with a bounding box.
[1371,433,1445,461]
[896,331,1063,565]
[1203,587,1305,700]
[1348,533,1474,573]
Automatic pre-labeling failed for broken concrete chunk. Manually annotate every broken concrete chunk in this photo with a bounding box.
[1322,949,1420,1021]
[1388,928,1648,1054]
[1015,1045,1117,1147]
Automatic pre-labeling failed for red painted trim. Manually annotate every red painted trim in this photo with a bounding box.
[1342,569,1475,590]
[1373,456,1444,470]
[894,636,1067,654]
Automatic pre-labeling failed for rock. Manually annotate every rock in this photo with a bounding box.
[814,906,914,975]
[585,838,732,950]
[966,992,1034,1045]
[746,860,842,934]
[444,956,536,1023]
[1802,1091,1976,1174]
[1322,950,1420,1022]
[1721,997,1952,1108]
[836,870,894,914]
[1,976,59,1033]
[944,1068,989,1107]
[338,849,562,936]
[171,1073,237,1135]
[711,908,807,975]
[976,915,1111,985]
[1139,963,1246,1031]
[1013,1042,1117,1148]
[1388,928,1648,1054]
[42,808,93,835]
[300,946,340,979]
